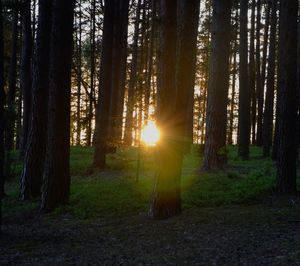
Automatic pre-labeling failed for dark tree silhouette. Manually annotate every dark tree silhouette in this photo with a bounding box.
[149,0,199,219]
[94,0,130,168]
[203,0,232,169]
[176,0,200,153]
[5,2,18,179]
[238,0,250,159]
[0,0,5,234]
[255,0,263,146]
[19,0,32,157]
[262,0,277,158]
[20,0,52,200]
[41,0,75,212]
[276,0,298,194]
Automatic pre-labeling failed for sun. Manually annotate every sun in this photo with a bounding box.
[141,121,160,146]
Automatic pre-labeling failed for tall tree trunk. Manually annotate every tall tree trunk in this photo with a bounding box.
[261,1,270,100]
[41,0,74,212]
[86,0,96,147]
[203,0,232,170]
[149,0,182,219]
[5,2,18,179]
[20,0,32,157]
[276,0,298,194]
[228,12,238,145]
[249,0,256,145]
[20,0,52,200]
[255,0,263,146]
[93,0,115,168]
[238,0,250,159]
[124,0,141,146]
[108,0,130,148]
[0,0,5,234]
[144,0,155,122]
[176,0,200,154]
[262,0,277,158]
[76,0,82,146]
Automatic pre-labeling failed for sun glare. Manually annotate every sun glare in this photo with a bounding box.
[141,121,160,146]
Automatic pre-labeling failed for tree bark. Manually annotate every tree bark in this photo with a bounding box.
[238,0,250,159]
[41,0,74,212]
[276,0,298,194]
[20,0,52,200]
[203,0,232,170]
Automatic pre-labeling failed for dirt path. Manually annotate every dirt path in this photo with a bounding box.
[1,203,300,265]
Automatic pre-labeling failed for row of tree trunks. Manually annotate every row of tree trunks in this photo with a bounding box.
[20,0,52,200]
[203,0,232,170]
[124,0,142,146]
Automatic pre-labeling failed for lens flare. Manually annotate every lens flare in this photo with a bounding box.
[141,121,160,146]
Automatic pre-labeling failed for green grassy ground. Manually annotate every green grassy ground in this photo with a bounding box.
[4,145,295,220]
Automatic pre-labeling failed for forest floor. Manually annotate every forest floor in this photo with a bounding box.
[1,146,300,265]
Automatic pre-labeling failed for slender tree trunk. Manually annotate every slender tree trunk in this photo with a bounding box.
[76,0,82,146]
[93,0,115,168]
[255,0,263,146]
[0,0,5,234]
[262,0,277,158]
[238,0,250,159]
[203,0,232,170]
[261,1,270,99]
[20,0,32,157]
[124,0,141,146]
[144,0,155,122]
[249,0,256,145]
[86,0,96,147]
[276,0,298,194]
[228,15,238,145]
[20,0,52,200]
[41,0,74,212]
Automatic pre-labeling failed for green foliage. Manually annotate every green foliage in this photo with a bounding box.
[4,145,297,220]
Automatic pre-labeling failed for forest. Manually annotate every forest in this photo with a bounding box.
[0,0,300,264]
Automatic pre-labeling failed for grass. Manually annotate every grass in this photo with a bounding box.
[3,145,294,220]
